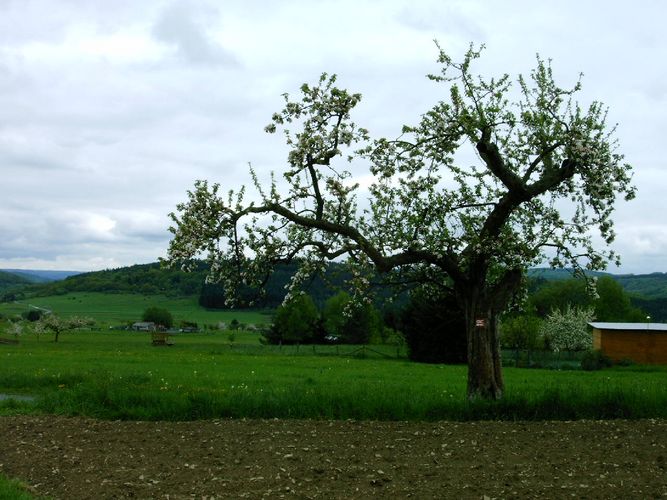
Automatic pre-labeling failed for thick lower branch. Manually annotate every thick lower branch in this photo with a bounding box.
[239,202,465,282]
[476,131,528,195]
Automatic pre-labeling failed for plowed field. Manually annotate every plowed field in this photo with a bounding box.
[1,416,666,499]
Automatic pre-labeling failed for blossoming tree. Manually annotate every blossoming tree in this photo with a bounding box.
[35,314,94,343]
[165,45,635,400]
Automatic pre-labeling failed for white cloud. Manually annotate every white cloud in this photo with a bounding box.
[75,213,118,241]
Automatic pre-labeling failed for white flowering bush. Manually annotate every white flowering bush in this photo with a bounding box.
[540,306,594,353]
[3,320,25,339]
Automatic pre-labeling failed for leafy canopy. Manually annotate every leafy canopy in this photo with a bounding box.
[269,293,320,344]
[529,276,645,322]
[166,43,634,310]
[142,307,174,329]
[322,291,382,344]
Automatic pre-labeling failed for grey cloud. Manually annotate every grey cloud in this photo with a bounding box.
[0,150,73,171]
[397,4,485,40]
[640,81,667,103]
[0,206,171,263]
[152,1,239,67]
[0,0,155,45]
[0,136,79,171]
[0,0,68,45]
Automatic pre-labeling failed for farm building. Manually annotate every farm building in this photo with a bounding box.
[131,322,156,332]
[589,322,667,364]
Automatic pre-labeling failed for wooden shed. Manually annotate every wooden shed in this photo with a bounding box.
[589,322,667,364]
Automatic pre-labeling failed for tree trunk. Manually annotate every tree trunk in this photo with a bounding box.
[457,269,522,400]
[464,301,504,400]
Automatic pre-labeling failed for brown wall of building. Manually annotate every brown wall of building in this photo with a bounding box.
[594,328,667,364]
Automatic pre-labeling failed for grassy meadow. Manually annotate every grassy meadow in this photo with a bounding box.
[0,292,271,327]
[1,326,666,421]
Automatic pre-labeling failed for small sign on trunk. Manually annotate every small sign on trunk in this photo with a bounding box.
[475,319,486,328]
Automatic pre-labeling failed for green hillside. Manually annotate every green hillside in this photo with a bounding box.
[527,268,611,281]
[614,273,667,299]
[6,262,667,318]
[530,268,667,299]
[0,292,270,327]
[5,261,356,309]
[8,262,208,299]
[0,270,32,291]
[0,269,80,282]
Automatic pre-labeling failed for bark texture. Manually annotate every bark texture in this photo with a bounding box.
[464,302,504,400]
[459,270,522,400]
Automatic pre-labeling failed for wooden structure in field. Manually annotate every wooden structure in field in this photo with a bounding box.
[589,322,667,364]
[151,331,173,346]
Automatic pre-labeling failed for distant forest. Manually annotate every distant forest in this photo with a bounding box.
[3,263,667,321]
[0,261,360,309]
[0,270,33,290]
[1,263,205,299]
[530,268,667,299]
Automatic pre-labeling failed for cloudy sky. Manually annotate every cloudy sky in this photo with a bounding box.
[0,0,665,274]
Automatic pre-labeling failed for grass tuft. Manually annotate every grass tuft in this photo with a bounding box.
[0,474,35,500]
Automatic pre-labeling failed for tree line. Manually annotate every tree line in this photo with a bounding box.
[4,262,666,323]
[500,276,646,357]
[1,263,206,301]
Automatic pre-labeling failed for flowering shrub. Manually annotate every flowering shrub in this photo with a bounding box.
[540,306,594,353]
[6,320,24,339]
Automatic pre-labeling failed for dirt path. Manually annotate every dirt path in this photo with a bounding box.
[1,416,666,499]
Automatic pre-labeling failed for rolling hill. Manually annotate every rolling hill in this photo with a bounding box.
[613,272,667,299]
[529,268,667,298]
[5,263,667,318]
[0,270,33,291]
[5,263,207,299]
[0,269,81,283]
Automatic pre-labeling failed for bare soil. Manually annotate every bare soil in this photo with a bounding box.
[1,416,666,499]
